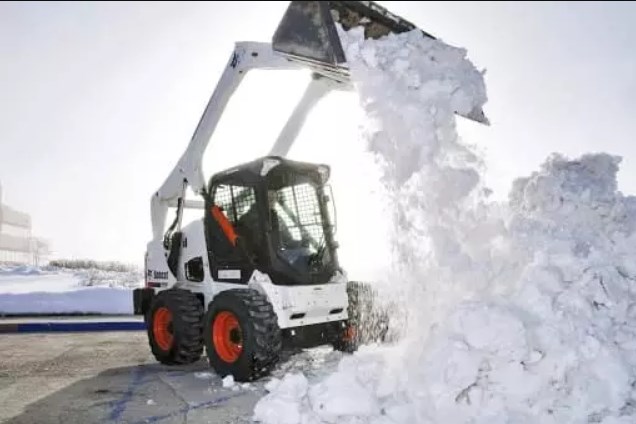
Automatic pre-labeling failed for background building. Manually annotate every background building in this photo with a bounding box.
[0,182,49,265]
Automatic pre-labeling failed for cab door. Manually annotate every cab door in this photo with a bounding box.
[204,183,259,284]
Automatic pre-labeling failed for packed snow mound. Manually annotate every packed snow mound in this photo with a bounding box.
[411,152,636,423]
[0,264,140,314]
[253,24,636,424]
[0,265,45,276]
[0,264,142,289]
[70,267,143,289]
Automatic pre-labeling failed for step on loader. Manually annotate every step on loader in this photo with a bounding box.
[133,1,487,382]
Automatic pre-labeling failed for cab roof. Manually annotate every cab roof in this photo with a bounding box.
[207,156,331,192]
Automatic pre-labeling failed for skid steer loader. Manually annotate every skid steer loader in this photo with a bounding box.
[133,1,487,382]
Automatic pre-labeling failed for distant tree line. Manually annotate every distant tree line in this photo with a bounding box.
[48,259,139,273]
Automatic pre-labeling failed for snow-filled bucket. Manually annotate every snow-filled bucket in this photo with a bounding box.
[271,1,489,124]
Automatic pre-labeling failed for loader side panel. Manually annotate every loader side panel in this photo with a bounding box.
[146,240,176,289]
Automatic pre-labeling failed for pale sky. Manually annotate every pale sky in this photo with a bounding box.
[1,1,636,273]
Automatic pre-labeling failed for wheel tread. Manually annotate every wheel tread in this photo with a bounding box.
[147,288,204,365]
[204,289,282,382]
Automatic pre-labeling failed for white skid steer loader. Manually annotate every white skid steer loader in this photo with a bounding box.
[133,1,487,382]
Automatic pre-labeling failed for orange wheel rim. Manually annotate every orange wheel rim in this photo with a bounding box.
[344,325,356,341]
[213,311,243,363]
[153,307,174,351]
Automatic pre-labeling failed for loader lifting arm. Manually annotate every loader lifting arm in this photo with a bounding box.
[150,41,349,243]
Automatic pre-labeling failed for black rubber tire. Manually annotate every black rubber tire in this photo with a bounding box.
[204,289,282,382]
[332,321,358,353]
[146,288,204,365]
[333,281,390,352]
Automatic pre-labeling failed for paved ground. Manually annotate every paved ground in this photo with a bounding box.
[0,331,265,424]
[0,328,342,424]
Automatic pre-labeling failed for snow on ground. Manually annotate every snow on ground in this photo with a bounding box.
[253,23,636,424]
[0,264,142,315]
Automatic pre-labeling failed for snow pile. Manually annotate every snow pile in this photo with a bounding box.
[253,24,636,424]
[0,265,139,315]
[44,260,143,289]
[402,153,636,423]
[222,375,236,388]
[0,264,45,276]
[71,267,142,289]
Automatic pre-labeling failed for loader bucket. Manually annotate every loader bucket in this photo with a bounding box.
[272,1,489,125]
[272,1,433,69]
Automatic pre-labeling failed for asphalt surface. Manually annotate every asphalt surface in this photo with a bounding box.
[0,331,266,424]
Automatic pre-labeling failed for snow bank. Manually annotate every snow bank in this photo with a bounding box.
[253,24,636,424]
[0,265,44,276]
[0,265,140,315]
[0,288,133,315]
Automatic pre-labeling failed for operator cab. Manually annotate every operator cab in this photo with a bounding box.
[204,156,340,286]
